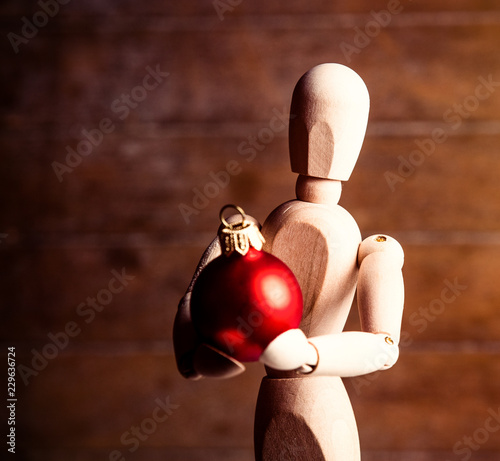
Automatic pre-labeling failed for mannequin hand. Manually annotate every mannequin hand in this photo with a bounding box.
[174,293,245,380]
[192,343,246,379]
[259,329,318,371]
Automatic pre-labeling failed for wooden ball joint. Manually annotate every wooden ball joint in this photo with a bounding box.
[173,63,405,460]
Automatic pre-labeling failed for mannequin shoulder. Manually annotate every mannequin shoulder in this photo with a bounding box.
[262,200,361,249]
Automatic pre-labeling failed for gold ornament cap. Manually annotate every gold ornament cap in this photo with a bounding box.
[218,204,265,256]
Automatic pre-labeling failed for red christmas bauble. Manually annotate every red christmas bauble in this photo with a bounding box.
[191,247,303,362]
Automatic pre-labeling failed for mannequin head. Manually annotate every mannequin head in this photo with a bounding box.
[289,63,370,182]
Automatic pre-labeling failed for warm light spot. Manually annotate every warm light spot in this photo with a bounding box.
[260,274,291,309]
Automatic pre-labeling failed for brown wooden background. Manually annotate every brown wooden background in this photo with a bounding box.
[2,1,500,460]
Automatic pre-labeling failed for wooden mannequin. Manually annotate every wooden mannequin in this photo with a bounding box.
[173,63,404,460]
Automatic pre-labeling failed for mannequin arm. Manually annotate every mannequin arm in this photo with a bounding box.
[174,237,246,379]
[307,234,404,376]
[356,234,404,364]
[259,234,404,376]
[174,289,245,380]
[260,329,399,377]
[174,214,261,380]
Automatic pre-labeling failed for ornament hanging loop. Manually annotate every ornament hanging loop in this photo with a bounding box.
[219,204,247,230]
[218,204,265,256]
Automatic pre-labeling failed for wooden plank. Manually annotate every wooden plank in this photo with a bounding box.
[1,133,294,234]
[3,242,500,343]
[16,353,262,449]
[12,350,500,452]
[23,447,252,461]
[398,245,500,342]
[3,23,500,127]
[348,351,500,452]
[4,133,500,236]
[3,0,500,17]
[346,135,500,233]
[20,448,500,461]
[362,451,500,461]
[59,0,500,16]
[0,245,197,342]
